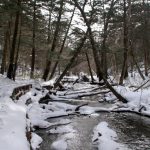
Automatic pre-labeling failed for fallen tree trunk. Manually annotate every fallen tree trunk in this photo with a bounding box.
[62,86,103,96]
[11,84,32,100]
[75,103,88,111]
[95,108,150,118]
[58,90,110,99]
[112,109,150,118]
[134,79,150,92]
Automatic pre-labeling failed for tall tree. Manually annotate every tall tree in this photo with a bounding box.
[101,0,118,78]
[119,0,128,85]
[85,52,95,83]
[30,0,36,79]
[1,23,10,74]
[47,0,54,45]
[7,0,21,79]
[13,15,22,80]
[127,0,145,80]
[49,6,76,79]
[42,0,65,81]
[142,0,149,76]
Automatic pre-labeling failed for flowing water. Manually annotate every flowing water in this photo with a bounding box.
[36,95,150,150]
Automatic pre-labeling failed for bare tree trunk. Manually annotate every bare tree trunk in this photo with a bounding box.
[143,42,148,76]
[49,6,75,79]
[43,0,64,81]
[1,27,9,74]
[112,53,118,75]
[47,2,53,44]
[54,31,88,88]
[142,0,149,76]
[30,0,36,79]
[101,0,107,78]
[119,0,128,85]
[101,0,118,78]
[7,0,20,79]
[13,16,22,80]
[73,0,103,81]
[85,52,94,83]
[126,0,145,80]
[129,41,145,80]
[101,0,117,78]
[73,0,128,103]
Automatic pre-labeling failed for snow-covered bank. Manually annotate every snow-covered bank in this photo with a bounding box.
[95,72,150,118]
[0,75,48,150]
[0,75,30,150]
[104,78,150,117]
[31,133,43,150]
[0,98,30,150]
[0,75,22,97]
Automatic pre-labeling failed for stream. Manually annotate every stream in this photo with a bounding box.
[36,93,150,150]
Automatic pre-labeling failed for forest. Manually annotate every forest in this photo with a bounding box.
[0,0,150,150]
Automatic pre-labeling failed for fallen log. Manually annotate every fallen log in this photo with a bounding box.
[134,79,150,92]
[75,103,88,111]
[62,86,101,96]
[42,85,53,91]
[58,90,110,99]
[94,108,150,119]
[11,84,32,100]
[39,94,51,104]
[47,113,77,119]
[111,109,150,118]
[78,90,110,97]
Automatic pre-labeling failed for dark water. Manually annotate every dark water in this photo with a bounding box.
[36,111,150,150]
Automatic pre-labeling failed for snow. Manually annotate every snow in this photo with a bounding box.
[115,85,150,115]
[42,77,56,86]
[31,132,43,150]
[0,75,48,150]
[0,75,24,97]
[92,122,128,150]
[104,73,150,117]
[49,124,75,134]
[0,75,30,150]
[50,126,76,150]
[48,101,76,110]
[0,98,30,150]
[1,72,150,150]
[27,103,51,128]
[51,138,67,150]
[27,100,76,129]
[79,106,96,114]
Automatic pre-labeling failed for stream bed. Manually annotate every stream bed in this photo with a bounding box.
[36,100,150,150]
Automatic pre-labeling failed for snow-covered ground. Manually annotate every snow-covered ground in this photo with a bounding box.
[106,73,150,117]
[0,75,30,150]
[0,75,97,150]
[0,75,47,150]
[0,98,30,150]
[0,74,24,97]
[1,72,150,150]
